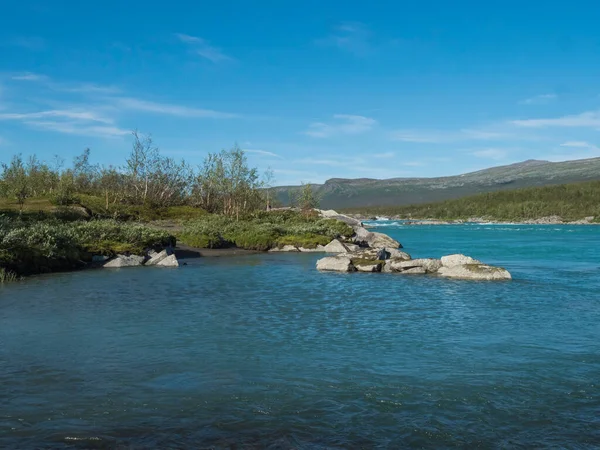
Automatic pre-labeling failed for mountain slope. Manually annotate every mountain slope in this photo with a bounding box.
[274,158,600,209]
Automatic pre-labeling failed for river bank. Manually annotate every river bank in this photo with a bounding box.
[349,215,600,226]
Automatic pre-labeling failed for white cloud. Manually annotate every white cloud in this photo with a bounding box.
[115,97,238,118]
[519,93,557,105]
[305,114,376,138]
[390,128,508,143]
[511,111,600,128]
[25,121,130,138]
[243,149,283,159]
[11,72,119,94]
[471,148,508,160]
[175,33,233,63]
[560,141,599,149]
[11,72,48,81]
[0,109,113,124]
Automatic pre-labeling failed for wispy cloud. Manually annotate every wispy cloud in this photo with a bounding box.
[11,72,120,94]
[471,148,508,160]
[305,114,376,138]
[11,72,48,81]
[519,93,557,105]
[511,111,600,128]
[316,22,371,55]
[0,109,113,124]
[543,141,600,162]
[175,33,233,63]
[560,141,600,151]
[115,97,239,118]
[390,128,509,143]
[243,149,283,159]
[25,121,130,138]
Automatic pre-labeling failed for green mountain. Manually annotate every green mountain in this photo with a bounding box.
[274,158,600,209]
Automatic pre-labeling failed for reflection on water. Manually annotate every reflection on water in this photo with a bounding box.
[1,224,600,448]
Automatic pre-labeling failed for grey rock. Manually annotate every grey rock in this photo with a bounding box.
[92,255,110,262]
[316,255,356,272]
[104,254,145,268]
[355,262,382,272]
[155,254,179,267]
[323,239,350,253]
[400,266,427,274]
[441,254,482,267]
[438,264,512,280]
[145,249,169,265]
[395,258,442,273]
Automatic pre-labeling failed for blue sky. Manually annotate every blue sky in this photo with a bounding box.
[1,0,600,185]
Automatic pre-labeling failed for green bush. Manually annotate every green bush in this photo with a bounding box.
[180,210,352,250]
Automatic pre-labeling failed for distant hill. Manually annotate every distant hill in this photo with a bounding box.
[342,180,600,222]
[274,158,600,209]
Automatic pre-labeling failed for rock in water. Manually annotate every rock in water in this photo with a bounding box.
[355,262,382,272]
[369,231,402,249]
[393,258,442,273]
[104,255,145,268]
[353,226,402,249]
[155,254,179,267]
[400,266,427,274]
[386,248,411,260]
[440,254,482,267]
[323,239,350,253]
[438,264,512,280]
[145,250,169,265]
[316,256,356,272]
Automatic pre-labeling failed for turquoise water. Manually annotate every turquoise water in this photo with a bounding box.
[1,224,599,448]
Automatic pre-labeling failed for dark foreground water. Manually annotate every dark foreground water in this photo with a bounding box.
[1,224,600,449]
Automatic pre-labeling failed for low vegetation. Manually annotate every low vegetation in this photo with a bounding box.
[0,215,173,279]
[344,181,600,222]
[179,210,353,251]
[0,132,327,281]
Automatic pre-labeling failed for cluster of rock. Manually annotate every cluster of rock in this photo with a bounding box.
[308,209,512,281]
[268,211,401,254]
[100,249,179,268]
[316,247,512,280]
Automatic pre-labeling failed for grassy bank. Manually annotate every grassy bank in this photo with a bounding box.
[343,181,600,222]
[0,216,173,279]
[179,210,354,251]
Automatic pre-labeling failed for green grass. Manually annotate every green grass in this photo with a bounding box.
[179,210,354,251]
[343,181,600,222]
[0,216,174,276]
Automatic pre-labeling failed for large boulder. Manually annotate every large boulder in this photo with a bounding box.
[104,255,145,268]
[323,239,350,253]
[386,248,412,260]
[393,258,442,273]
[369,231,401,249]
[400,266,427,275]
[441,254,482,268]
[438,264,512,280]
[145,249,169,265]
[352,226,402,249]
[155,254,179,267]
[318,209,363,228]
[316,256,356,272]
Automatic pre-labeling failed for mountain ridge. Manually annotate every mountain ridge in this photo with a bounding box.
[274,157,600,209]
